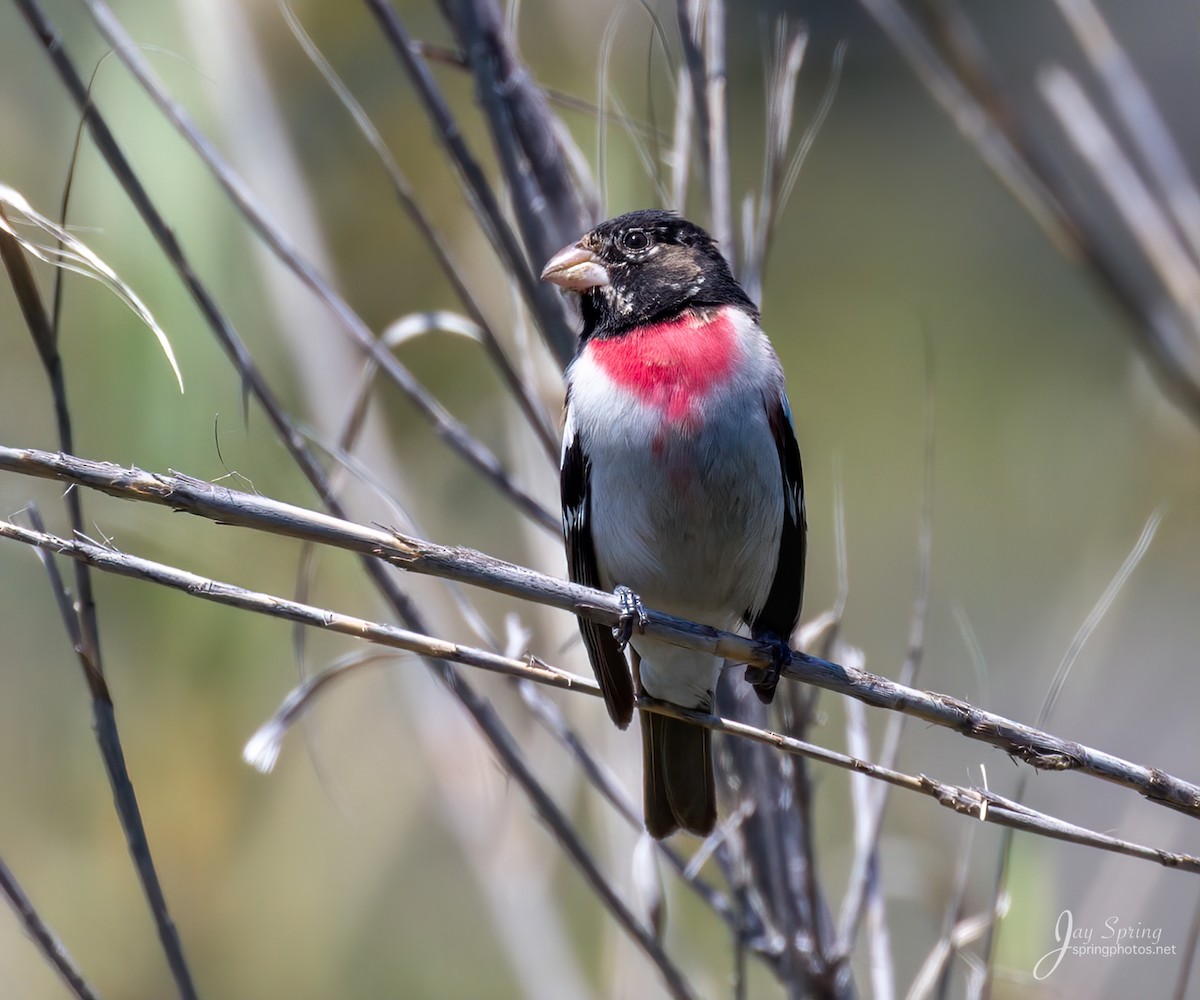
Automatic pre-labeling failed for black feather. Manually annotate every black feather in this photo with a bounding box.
[747,392,806,702]
[561,416,635,728]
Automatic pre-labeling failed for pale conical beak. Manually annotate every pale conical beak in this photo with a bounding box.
[540,242,610,292]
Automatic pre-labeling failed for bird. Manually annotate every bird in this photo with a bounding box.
[542,209,806,839]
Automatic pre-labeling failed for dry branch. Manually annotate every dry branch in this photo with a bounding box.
[0,514,1197,879]
[0,855,99,1000]
[2,445,1199,827]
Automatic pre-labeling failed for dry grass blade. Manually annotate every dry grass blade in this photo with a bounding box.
[2,179,196,998]
[0,187,183,392]
[595,5,626,216]
[776,41,845,235]
[741,19,808,300]
[980,506,1163,989]
[1039,506,1163,725]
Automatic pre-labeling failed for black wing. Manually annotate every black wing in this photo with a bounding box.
[561,419,635,729]
[749,391,806,650]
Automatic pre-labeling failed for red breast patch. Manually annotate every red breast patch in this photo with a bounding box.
[588,309,737,430]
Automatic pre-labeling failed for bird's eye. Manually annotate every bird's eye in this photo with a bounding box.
[621,230,651,252]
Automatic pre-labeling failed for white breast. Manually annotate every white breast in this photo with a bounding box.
[566,308,786,630]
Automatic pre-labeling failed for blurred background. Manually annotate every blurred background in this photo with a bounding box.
[2,0,1199,997]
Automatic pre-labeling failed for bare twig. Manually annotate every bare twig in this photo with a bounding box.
[445,0,595,277]
[0,212,198,999]
[0,854,101,1000]
[2,445,1198,821]
[363,0,580,367]
[675,0,709,219]
[280,2,559,459]
[844,685,895,1000]
[56,0,550,526]
[857,0,1200,425]
[702,0,731,256]
[2,515,1198,879]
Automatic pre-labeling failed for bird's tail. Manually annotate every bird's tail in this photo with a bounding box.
[641,709,716,839]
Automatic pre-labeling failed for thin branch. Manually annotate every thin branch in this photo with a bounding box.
[3,448,1200,822]
[703,0,731,256]
[1054,0,1200,267]
[675,0,708,211]
[56,0,551,526]
[2,515,1198,879]
[857,0,1200,425]
[843,685,894,1000]
[0,215,198,999]
[0,854,102,1000]
[279,2,559,459]
[446,0,595,280]
[362,0,579,368]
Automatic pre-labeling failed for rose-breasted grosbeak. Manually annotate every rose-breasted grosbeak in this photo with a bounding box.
[542,209,806,839]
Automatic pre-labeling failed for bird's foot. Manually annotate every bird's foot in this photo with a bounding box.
[744,632,792,704]
[612,585,649,649]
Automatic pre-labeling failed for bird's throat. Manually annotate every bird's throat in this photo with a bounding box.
[588,308,738,428]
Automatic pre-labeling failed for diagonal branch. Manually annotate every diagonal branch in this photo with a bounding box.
[28,0,551,527]
[363,0,580,368]
[2,445,1199,823]
[0,854,101,1000]
[0,219,198,998]
[1,515,1197,880]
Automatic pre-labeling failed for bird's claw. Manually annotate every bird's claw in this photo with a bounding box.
[612,585,649,648]
[745,633,793,704]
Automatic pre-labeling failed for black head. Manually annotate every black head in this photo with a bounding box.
[541,209,756,341]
